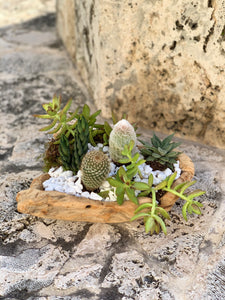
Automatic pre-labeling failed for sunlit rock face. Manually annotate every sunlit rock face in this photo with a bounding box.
[57,0,225,148]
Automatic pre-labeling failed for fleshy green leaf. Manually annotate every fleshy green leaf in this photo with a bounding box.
[130,212,150,222]
[107,178,124,188]
[167,172,177,189]
[133,182,150,191]
[145,217,155,233]
[126,188,138,205]
[187,189,206,200]
[116,186,125,205]
[180,181,196,194]
[153,215,167,235]
[155,180,167,191]
[134,203,153,214]
[155,207,171,219]
[39,118,58,131]
[82,104,90,119]
[148,174,154,188]
[104,121,112,135]
[191,204,202,215]
[182,201,189,221]
[61,98,72,114]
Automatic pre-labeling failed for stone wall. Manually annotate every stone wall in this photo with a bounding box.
[57,0,225,149]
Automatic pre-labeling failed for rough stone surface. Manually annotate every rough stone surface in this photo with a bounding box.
[0,9,225,300]
[57,0,225,149]
[0,0,56,27]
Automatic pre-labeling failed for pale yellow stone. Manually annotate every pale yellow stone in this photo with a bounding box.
[56,0,225,148]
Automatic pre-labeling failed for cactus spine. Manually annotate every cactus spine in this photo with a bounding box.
[81,150,110,191]
[109,119,137,162]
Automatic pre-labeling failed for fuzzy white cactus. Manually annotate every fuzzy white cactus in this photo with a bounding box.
[109,119,137,162]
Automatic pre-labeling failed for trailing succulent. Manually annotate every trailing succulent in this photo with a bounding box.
[36,96,206,235]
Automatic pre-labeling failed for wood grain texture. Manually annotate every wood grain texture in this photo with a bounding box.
[16,153,194,223]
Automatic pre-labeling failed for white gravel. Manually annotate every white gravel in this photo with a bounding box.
[43,143,181,201]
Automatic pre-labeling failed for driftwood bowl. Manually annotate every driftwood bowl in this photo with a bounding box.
[16,153,194,223]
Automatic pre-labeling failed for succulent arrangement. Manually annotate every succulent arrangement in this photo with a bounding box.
[34,96,205,235]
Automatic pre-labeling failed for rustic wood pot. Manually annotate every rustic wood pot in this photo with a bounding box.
[16,153,194,223]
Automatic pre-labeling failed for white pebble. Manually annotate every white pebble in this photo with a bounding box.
[144,165,152,175]
[164,168,172,177]
[81,191,90,198]
[90,192,103,200]
[61,170,73,178]
[103,146,109,152]
[100,180,111,189]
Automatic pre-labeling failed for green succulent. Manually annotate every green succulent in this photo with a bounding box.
[139,133,182,171]
[107,141,147,205]
[109,119,137,162]
[59,116,89,173]
[131,172,205,235]
[72,116,89,172]
[33,95,79,143]
[81,150,110,191]
[59,134,71,171]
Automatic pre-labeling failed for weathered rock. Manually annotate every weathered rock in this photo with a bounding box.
[0,5,225,300]
[57,0,225,149]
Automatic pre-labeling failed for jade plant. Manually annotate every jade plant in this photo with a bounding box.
[35,96,206,235]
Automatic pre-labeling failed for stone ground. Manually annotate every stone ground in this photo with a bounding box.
[0,9,225,300]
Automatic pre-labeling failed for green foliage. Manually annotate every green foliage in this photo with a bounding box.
[59,134,71,171]
[34,95,79,142]
[107,144,148,205]
[81,150,110,191]
[131,172,205,235]
[89,121,113,146]
[108,167,148,205]
[72,116,89,172]
[131,189,170,235]
[59,116,89,173]
[76,104,102,146]
[139,133,182,171]
[162,173,205,221]
[119,140,146,179]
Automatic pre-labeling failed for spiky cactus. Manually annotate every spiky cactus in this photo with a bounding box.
[81,150,110,191]
[109,119,137,162]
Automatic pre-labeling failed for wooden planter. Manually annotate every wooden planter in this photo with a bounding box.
[16,153,194,223]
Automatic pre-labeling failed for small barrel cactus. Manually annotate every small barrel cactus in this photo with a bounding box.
[81,150,110,191]
[109,119,137,162]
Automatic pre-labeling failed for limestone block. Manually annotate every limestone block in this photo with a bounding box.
[57,0,225,148]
